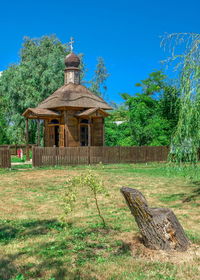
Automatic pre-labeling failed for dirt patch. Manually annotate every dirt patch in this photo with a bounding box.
[117,232,200,265]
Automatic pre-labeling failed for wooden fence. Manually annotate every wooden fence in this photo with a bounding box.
[32,146,169,167]
[0,149,11,168]
[0,144,35,155]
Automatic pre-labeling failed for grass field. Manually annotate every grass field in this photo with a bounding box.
[0,163,200,280]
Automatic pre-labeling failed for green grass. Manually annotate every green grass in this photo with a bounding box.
[11,156,26,163]
[154,193,185,203]
[0,163,199,279]
[185,230,200,244]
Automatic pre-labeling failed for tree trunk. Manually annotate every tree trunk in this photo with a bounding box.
[120,187,189,251]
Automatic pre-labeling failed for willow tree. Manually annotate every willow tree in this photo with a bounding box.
[162,33,200,162]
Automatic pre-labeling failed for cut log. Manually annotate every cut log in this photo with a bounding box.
[120,187,189,251]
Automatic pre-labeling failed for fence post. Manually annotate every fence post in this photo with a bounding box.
[53,146,57,166]
[32,146,35,167]
[119,146,121,163]
[0,148,11,169]
[34,147,42,167]
[6,148,11,168]
[88,146,91,165]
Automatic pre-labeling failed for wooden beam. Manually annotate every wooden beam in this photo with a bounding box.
[64,111,68,147]
[78,118,80,146]
[88,118,91,147]
[102,118,105,146]
[25,118,30,161]
[43,120,45,147]
[37,119,40,146]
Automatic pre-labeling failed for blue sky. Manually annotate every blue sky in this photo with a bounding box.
[1,0,199,103]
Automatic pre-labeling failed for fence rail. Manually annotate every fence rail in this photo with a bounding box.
[32,146,169,167]
[0,149,11,168]
[0,144,35,155]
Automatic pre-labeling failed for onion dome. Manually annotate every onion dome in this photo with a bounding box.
[64,52,80,68]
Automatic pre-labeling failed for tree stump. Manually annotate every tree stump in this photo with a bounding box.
[120,187,189,251]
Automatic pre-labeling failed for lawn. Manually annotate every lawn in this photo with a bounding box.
[0,163,199,280]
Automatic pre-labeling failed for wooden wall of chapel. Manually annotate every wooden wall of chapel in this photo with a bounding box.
[44,110,104,147]
[66,110,79,147]
[92,118,104,146]
[44,120,56,147]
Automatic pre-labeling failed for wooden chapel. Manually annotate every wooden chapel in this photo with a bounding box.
[23,46,112,151]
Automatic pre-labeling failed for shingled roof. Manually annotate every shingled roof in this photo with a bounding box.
[37,83,112,110]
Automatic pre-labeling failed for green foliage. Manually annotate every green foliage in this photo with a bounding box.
[0,36,110,145]
[135,70,166,95]
[130,71,180,146]
[11,155,26,163]
[162,33,200,163]
[105,103,132,146]
[80,169,107,227]
[89,57,109,97]
[63,178,77,217]
[0,35,68,144]
[105,71,180,147]
[159,85,180,131]
[124,93,170,146]
[62,169,108,227]
[10,274,24,280]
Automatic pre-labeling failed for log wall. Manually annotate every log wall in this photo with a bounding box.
[92,118,104,146]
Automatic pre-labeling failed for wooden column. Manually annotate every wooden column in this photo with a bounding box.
[43,120,45,147]
[88,118,91,147]
[26,118,30,161]
[37,119,40,146]
[64,111,68,147]
[102,118,105,146]
[78,118,80,146]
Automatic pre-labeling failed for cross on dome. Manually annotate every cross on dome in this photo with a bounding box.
[68,37,74,53]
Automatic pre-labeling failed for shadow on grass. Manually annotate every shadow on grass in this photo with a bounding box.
[0,219,64,244]
[0,219,88,279]
[0,249,79,280]
[0,220,71,279]
[0,219,129,279]
[182,181,200,202]
[159,193,185,203]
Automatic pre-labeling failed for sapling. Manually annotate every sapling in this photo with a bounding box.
[63,169,108,227]
[62,177,79,223]
[80,169,107,228]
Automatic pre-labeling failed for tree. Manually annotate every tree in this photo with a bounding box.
[159,84,180,136]
[123,92,170,146]
[135,70,166,96]
[105,71,180,147]
[0,88,8,144]
[105,103,132,146]
[0,36,109,145]
[162,33,200,162]
[89,57,109,98]
[120,71,179,146]
[0,35,68,144]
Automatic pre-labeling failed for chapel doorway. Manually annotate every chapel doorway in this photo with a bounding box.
[55,126,60,147]
[80,125,88,146]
